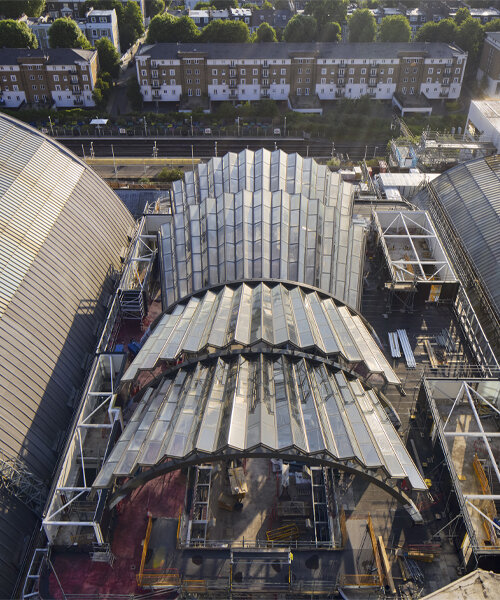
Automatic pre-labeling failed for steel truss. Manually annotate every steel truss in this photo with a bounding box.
[427,378,500,556]
[0,449,46,515]
[42,353,126,546]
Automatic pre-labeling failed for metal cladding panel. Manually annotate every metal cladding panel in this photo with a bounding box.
[94,355,424,491]
[121,283,399,386]
[0,114,134,597]
[421,156,500,316]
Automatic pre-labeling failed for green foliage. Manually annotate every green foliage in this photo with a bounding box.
[326,156,341,170]
[283,14,317,42]
[93,76,111,108]
[415,18,458,43]
[453,7,471,26]
[150,0,165,16]
[274,0,290,8]
[157,167,184,181]
[49,18,91,49]
[379,15,411,42]
[194,1,215,6]
[200,19,250,42]
[317,21,341,42]
[127,76,142,111]
[0,0,45,18]
[305,0,348,26]
[211,0,238,8]
[0,19,38,48]
[456,17,484,69]
[484,18,500,32]
[95,37,120,78]
[120,1,145,50]
[348,8,376,42]
[148,14,200,43]
[254,22,277,42]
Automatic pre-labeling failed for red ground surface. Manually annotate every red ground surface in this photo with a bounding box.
[49,470,186,597]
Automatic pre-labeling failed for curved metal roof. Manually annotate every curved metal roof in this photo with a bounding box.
[424,155,500,315]
[94,354,424,491]
[123,282,399,385]
[0,114,134,596]
[163,149,365,310]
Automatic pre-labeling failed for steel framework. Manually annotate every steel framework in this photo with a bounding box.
[0,449,46,515]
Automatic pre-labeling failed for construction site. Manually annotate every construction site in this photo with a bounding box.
[4,142,497,600]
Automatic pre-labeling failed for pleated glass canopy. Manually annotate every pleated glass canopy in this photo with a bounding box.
[94,354,425,491]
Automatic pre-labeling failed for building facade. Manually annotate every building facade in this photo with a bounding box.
[0,48,98,109]
[136,42,467,109]
[20,9,120,53]
[478,32,500,97]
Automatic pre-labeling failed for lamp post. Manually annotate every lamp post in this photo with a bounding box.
[48,115,54,136]
[190,115,193,137]
[284,116,287,137]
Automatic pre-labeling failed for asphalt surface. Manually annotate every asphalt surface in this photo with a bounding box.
[56,136,389,161]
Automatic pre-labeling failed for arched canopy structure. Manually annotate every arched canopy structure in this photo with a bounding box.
[95,354,426,510]
[121,282,400,386]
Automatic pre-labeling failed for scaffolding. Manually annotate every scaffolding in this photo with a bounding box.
[374,210,458,313]
[0,450,46,515]
[424,378,500,563]
[42,353,126,547]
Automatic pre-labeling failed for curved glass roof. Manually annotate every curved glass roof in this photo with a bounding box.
[122,282,399,385]
[163,149,365,310]
[422,155,500,315]
[94,354,424,491]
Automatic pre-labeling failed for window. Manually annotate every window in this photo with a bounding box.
[361,68,366,74]
[297,78,302,83]
[13,85,18,91]
[428,68,433,74]
[305,88,310,95]
[141,70,147,76]
[387,78,392,84]
[55,84,61,90]
[360,78,365,84]
[241,79,245,84]
[170,79,176,85]
[402,87,407,94]
[38,74,43,80]
[349,68,354,74]
[34,94,39,102]
[296,88,301,95]
[348,78,353,83]
[321,78,326,84]
[305,68,310,74]
[253,78,258,84]
[305,78,310,83]
[403,78,408,83]
[426,77,432,83]
[241,68,245,74]
[388,68,393,74]
[30,75,35,80]
[186,69,192,74]
[54,75,59,81]
[321,68,326,75]
[455,68,460,74]
[410,87,415,94]
[281,68,286,75]
[170,69,175,76]
[196,89,201,96]
[253,68,258,75]
[84,84,89,90]
[188,89,193,96]
[443,78,449,84]
[32,85,37,90]
[213,78,217,85]
[195,69,200,74]
[280,78,285,84]
[298,68,302,74]
[212,69,217,75]
[411,77,416,82]
[142,79,147,85]
[82,75,88,81]
[187,79,192,84]
[195,79,200,84]
[453,77,458,83]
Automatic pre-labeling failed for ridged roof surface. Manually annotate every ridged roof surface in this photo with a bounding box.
[162,149,365,310]
[95,354,424,491]
[424,155,500,316]
[0,114,134,596]
[122,282,399,385]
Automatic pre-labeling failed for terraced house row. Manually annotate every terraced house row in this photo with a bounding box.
[0,49,98,109]
[136,42,467,113]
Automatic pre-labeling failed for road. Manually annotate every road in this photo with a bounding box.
[57,136,389,161]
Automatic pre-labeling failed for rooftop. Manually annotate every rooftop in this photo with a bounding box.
[138,41,467,61]
[0,48,96,65]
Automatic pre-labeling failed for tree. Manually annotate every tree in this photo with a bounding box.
[95,37,120,78]
[150,0,164,17]
[0,20,38,48]
[92,76,110,108]
[274,0,290,8]
[148,13,199,43]
[254,22,277,42]
[379,15,411,42]
[453,7,470,26]
[201,19,251,42]
[194,1,215,7]
[0,0,45,18]
[305,0,348,27]
[120,1,144,50]
[157,167,184,181]
[456,17,484,66]
[348,8,376,42]
[317,21,341,42]
[211,0,238,8]
[49,18,91,49]
[283,14,317,42]
[414,21,438,42]
[435,18,458,43]
[484,18,500,32]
